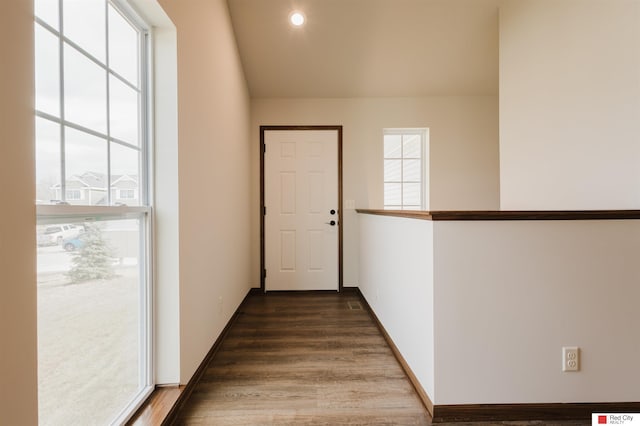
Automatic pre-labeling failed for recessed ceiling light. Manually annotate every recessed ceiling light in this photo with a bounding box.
[289,11,305,27]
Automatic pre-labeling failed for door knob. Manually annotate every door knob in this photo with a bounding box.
[330,209,336,215]
[325,220,336,226]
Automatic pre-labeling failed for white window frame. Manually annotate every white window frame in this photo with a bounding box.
[35,1,151,208]
[34,0,155,423]
[383,128,429,210]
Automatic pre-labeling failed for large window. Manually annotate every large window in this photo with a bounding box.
[35,0,153,423]
[383,129,429,210]
[35,0,146,207]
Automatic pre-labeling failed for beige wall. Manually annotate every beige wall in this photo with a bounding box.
[499,0,640,209]
[251,97,499,287]
[0,0,38,424]
[158,0,253,384]
[434,220,640,404]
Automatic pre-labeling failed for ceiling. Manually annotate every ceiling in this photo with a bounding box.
[226,0,500,98]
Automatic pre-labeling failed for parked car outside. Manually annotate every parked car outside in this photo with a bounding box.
[62,232,90,252]
[37,224,83,247]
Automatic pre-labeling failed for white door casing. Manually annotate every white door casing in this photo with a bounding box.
[264,129,340,291]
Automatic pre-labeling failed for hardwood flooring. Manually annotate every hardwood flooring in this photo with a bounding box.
[170,291,593,425]
[128,386,183,425]
[174,291,429,425]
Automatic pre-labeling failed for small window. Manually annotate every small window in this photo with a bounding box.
[66,189,82,200]
[383,129,428,210]
[119,189,135,199]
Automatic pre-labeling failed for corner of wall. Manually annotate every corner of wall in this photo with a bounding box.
[0,0,38,423]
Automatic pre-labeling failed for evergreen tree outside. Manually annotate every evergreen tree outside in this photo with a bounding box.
[67,223,115,283]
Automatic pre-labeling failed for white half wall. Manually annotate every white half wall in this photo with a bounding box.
[434,220,640,405]
[157,0,252,384]
[0,0,38,423]
[251,96,499,288]
[499,0,640,209]
[360,214,640,406]
[359,214,435,401]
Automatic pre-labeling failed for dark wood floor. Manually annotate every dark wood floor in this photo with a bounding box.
[172,291,591,425]
[175,291,429,425]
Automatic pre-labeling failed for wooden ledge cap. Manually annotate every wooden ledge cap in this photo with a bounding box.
[356,209,640,221]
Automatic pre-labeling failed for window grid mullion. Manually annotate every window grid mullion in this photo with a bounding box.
[139,32,149,206]
[60,36,140,92]
[419,138,423,208]
[105,0,112,206]
[400,134,404,209]
[58,0,66,204]
[36,112,142,152]
[36,15,137,94]
[35,17,58,38]
[110,137,141,152]
[110,68,141,93]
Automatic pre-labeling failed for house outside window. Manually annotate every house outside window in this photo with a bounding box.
[120,188,135,199]
[34,0,153,424]
[383,129,429,210]
[65,189,82,200]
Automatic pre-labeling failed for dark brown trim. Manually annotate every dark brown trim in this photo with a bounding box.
[337,127,343,292]
[431,402,640,423]
[260,125,344,292]
[260,128,265,291]
[355,288,434,417]
[262,289,344,295]
[161,288,260,426]
[356,208,640,221]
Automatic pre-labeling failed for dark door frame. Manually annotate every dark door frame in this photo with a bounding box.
[260,125,343,292]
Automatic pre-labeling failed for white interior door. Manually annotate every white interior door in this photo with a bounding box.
[264,129,339,291]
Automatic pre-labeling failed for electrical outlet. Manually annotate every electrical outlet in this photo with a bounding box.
[562,347,580,372]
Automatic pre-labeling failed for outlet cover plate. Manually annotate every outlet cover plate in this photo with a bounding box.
[563,346,580,372]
